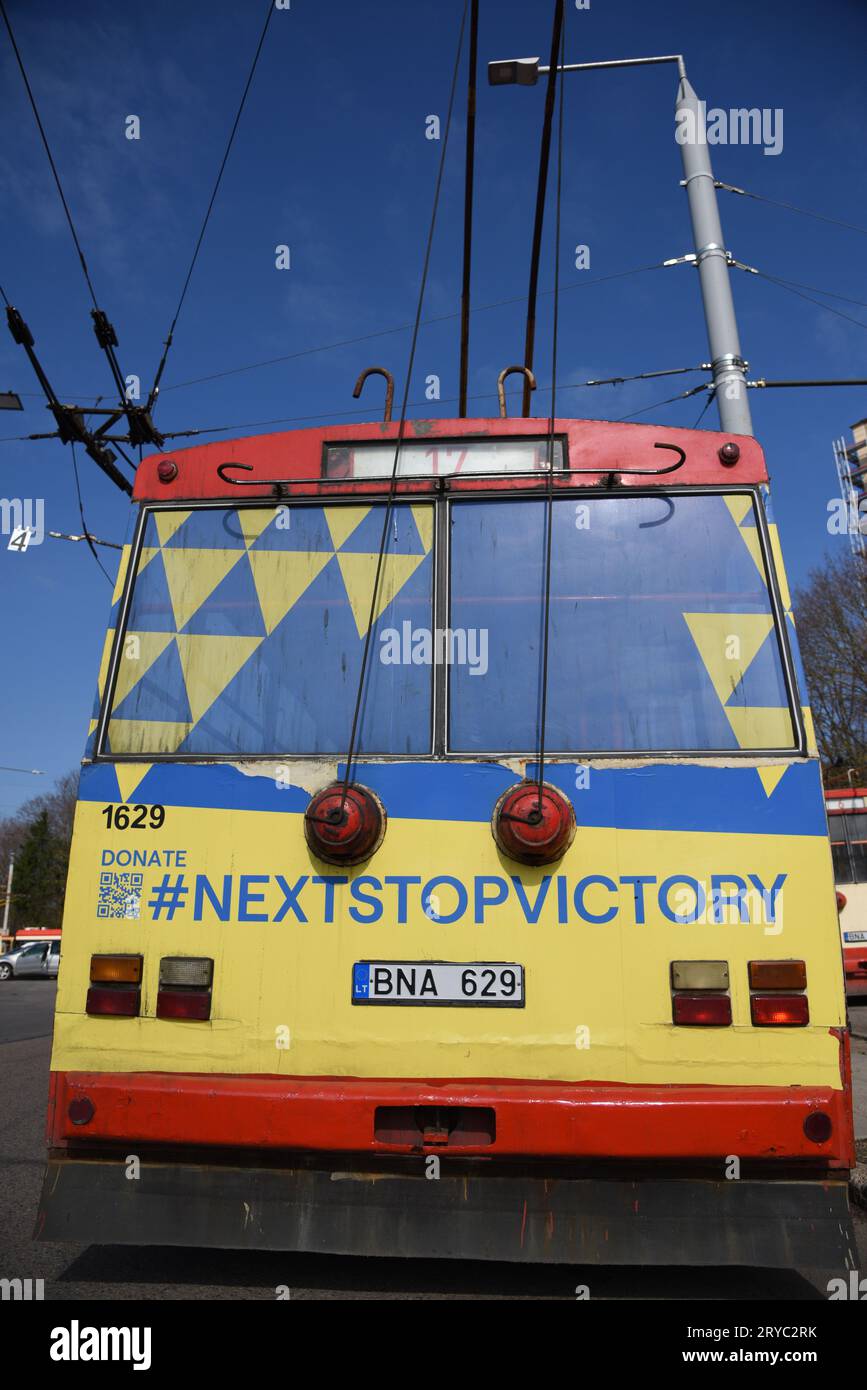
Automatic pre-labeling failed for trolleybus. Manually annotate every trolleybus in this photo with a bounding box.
[37,409,857,1293]
[826,786,867,999]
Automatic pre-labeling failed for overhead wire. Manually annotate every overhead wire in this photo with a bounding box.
[0,0,100,309]
[536,7,566,803]
[70,443,113,585]
[715,180,867,239]
[159,261,668,395]
[752,270,867,332]
[337,0,469,809]
[148,0,276,405]
[12,364,702,443]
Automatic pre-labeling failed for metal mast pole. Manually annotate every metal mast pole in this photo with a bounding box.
[2,855,13,938]
[676,74,753,435]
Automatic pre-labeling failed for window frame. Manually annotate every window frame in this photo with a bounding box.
[94,483,804,763]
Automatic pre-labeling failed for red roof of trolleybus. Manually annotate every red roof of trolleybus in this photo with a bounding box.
[133,416,767,503]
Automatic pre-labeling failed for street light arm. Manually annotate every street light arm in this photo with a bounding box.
[488,53,687,85]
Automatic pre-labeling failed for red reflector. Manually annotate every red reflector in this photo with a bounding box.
[750,993,809,1026]
[672,993,732,1026]
[68,1097,94,1126]
[156,988,211,1020]
[804,1111,833,1143]
[86,985,140,1017]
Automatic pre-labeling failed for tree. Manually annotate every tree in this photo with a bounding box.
[0,770,79,933]
[794,550,867,785]
[12,810,67,931]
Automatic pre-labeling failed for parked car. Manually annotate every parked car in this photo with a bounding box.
[0,939,60,980]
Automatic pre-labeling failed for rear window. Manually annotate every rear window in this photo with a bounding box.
[448,493,797,753]
[102,489,797,759]
[104,502,434,756]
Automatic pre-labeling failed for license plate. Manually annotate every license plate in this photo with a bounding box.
[352,961,524,1007]
[844,931,867,942]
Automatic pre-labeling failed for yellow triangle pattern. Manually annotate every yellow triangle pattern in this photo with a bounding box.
[154,511,191,548]
[115,763,154,803]
[247,550,333,635]
[174,634,264,724]
[111,632,175,708]
[325,506,371,551]
[111,546,132,606]
[336,551,427,637]
[736,526,766,587]
[162,548,245,631]
[724,496,753,528]
[108,719,191,755]
[683,612,775,706]
[724,706,794,750]
[802,705,817,751]
[108,503,433,750]
[237,508,282,549]
[723,497,765,587]
[767,525,792,610]
[411,504,434,553]
[137,546,161,575]
[96,628,116,700]
[757,765,788,798]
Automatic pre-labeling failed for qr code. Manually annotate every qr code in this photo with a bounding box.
[97,871,143,920]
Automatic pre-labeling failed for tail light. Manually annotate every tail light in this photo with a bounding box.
[748,960,806,990]
[86,954,142,1016]
[157,957,213,1021]
[90,954,142,984]
[671,961,731,1025]
[750,993,809,1027]
[671,960,729,991]
[672,992,732,1026]
[748,960,808,1026]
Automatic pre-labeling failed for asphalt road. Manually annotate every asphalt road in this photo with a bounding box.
[2,979,866,1301]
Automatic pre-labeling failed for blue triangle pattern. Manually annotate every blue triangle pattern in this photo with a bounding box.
[163,508,247,550]
[111,638,193,723]
[180,552,267,637]
[123,551,178,632]
[724,629,790,709]
[249,505,335,552]
[338,504,425,555]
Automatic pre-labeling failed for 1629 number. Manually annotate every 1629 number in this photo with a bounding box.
[101,804,165,830]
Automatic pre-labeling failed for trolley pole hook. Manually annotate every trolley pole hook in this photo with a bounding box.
[353,367,394,422]
[497,365,537,419]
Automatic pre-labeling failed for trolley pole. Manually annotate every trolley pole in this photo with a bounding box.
[676,74,753,436]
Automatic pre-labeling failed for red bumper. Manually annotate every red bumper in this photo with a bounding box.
[49,1070,855,1166]
[844,944,867,996]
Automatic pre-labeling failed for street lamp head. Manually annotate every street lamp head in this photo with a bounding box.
[487,56,540,87]
[0,391,23,411]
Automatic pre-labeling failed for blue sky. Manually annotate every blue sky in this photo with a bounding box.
[0,0,865,813]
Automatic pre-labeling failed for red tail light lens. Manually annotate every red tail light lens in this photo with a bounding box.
[750,993,809,1027]
[156,956,212,1020]
[672,993,732,1026]
[156,988,211,1021]
[86,985,140,1017]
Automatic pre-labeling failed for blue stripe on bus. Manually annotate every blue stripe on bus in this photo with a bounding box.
[78,758,828,837]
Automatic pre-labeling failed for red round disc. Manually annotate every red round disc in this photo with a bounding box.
[304,783,385,866]
[492,781,575,865]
